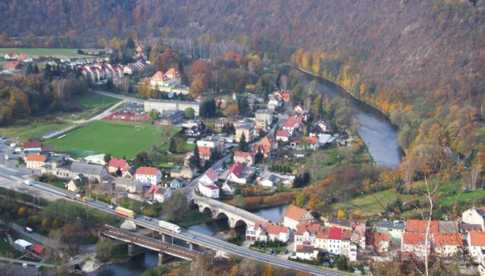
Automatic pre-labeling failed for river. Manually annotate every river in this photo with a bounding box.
[303,73,402,168]
[92,73,401,275]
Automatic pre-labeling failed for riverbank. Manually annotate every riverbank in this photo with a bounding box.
[226,192,295,211]
[297,67,402,168]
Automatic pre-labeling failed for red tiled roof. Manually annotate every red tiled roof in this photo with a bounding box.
[25,154,47,162]
[469,231,485,247]
[136,166,160,176]
[296,244,315,253]
[433,233,463,247]
[198,146,212,157]
[23,140,42,149]
[32,244,44,255]
[257,222,289,235]
[229,163,245,177]
[305,136,318,145]
[406,219,440,234]
[403,232,426,245]
[296,222,325,236]
[109,158,129,171]
[276,129,290,138]
[328,227,344,240]
[285,205,311,222]
[283,115,301,129]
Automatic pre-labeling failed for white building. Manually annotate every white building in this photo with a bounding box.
[246,222,290,243]
[144,99,200,116]
[462,207,485,231]
[433,233,463,257]
[198,182,220,198]
[135,167,161,186]
[24,154,47,170]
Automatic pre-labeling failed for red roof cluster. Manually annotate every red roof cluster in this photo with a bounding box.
[276,129,290,138]
[433,233,463,247]
[23,140,42,149]
[256,222,289,235]
[136,166,160,176]
[406,219,440,234]
[468,231,485,247]
[25,154,47,162]
[285,205,312,222]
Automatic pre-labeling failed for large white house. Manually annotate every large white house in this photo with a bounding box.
[246,222,290,243]
[135,167,161,186]
[198,182,220,198]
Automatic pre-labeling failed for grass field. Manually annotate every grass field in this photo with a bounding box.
[0,119,72,141]
[46,121,177,159]
[0,48,90,58]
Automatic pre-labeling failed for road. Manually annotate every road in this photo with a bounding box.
[41,98,126,140]
[0,166,344,276]
[93,90,144,104]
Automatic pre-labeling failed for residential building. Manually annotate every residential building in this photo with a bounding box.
[198,146,213,161]
[257,171,294,188]
[282,115,302,136]
[135,167,161,186]
[235,121,254,142]
[246,222,290,243]
[433,233,463,257]
[255,109,273,130]
[199,169,218,186]
[70,162,108,182]
[462,207,485,231]
[23,140,42,153]
[318,227,356,261]
[24,154,47,170]
[374,220,405,241]
[294,222,326,248]
[233,151,255,166]
[252,136,274,158]
[227,163,253,185]
[401,232,430,259]
[294,244,319,261]
[198,181,220,198]
[283,205,315,230]
[275,129,290,142]
[467,231,485,264]
[108,158,130,174]
[369,232,391,254]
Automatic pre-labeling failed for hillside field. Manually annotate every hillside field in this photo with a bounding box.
[45,121,176,159]
[0,48,89,58]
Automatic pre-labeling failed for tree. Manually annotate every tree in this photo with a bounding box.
[138,80,152,99]
[184,107,195,119]
[190,74,207,98]
[104,154,111,165]
[200,98,217,118]
[148,109,160,121]
[163,191,189,222]
[239,133,248,151]
[96,239,113,262]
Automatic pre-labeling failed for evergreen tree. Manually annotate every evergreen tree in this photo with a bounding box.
[239,133,248,151]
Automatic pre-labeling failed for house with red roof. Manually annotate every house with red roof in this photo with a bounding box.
[282,115,302,136]
[233,151,255,166]
[32,244,44,255]
[275,129,290,143]
[199,169,219,186]
[294,222,326,247]
[369,232,391,254]
[405,219,440,234]
[466,231,485,265]
[135,167,161,186]
[433,233,463,257]
[24,154,47,170]
[252,136,274,158]
[401,232,430,258]
[227,163,252,185]
[23,140,43,153]
[246,222,290,243]
[198,181,220,199]
[198,146,213,161]
[283,205,315,230]
[3,61,20,71]
[108,158,130,175]
[293,243,319,261]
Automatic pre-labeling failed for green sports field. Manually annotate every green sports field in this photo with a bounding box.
[0,48,90,58]
[45,121,177,159]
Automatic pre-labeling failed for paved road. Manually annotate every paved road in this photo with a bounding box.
[0,167,344,276]
[42,98,126,140]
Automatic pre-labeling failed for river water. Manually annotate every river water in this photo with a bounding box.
[92,75,401,275]
[305,75,401,168]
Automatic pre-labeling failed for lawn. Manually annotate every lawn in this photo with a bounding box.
[76,93,120,110]
[0,48,90,58]
[45,121,177,159]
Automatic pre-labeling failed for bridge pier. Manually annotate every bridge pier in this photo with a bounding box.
[128,244,134,256]
[158,252,164,266]
[188,243,193,251]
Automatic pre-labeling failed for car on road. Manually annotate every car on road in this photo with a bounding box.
[25,226,33,233]
[23,179,33,186]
